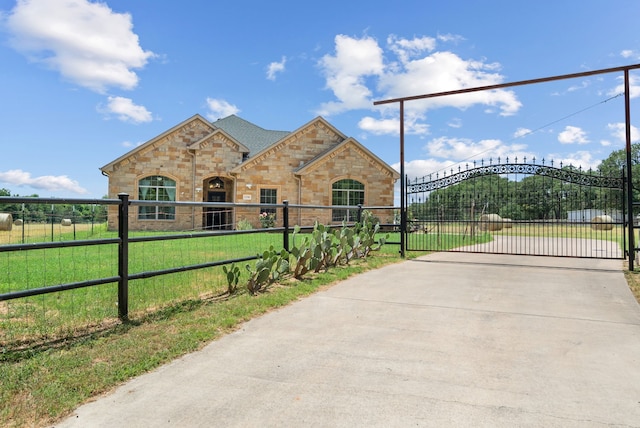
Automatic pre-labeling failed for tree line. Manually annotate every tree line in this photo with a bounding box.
[0,188,108,224]
[407,144,639,222]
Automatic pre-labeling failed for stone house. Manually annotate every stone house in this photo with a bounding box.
[100,114,399,231]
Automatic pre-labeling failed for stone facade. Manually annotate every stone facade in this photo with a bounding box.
[100,114,399,231]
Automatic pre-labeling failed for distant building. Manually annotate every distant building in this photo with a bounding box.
[100,114,399,231]
[567,209,623,223]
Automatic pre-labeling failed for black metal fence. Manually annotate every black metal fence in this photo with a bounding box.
[404,160,627,259]
[0,195,397,346]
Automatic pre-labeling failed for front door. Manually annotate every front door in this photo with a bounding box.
[205,191,227,230]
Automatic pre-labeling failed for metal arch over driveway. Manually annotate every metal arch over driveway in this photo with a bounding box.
[404,158,626,259]
[374,63,640,268]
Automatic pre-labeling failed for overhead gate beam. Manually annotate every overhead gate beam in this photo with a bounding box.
[374,64,640,265]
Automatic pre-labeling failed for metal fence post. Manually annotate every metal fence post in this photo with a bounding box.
[21,203,25,244]
[50,204,54,241]
[357,204,363,223]
[283,200,289,252]
[625,69,635,271]
[117,193,129,320]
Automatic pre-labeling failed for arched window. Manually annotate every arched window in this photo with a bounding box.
[332,179,364,222]
[138,175,176,220]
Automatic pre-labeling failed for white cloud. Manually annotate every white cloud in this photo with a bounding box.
[316,34,523,135]
[387,34,436,64]
[437,33,465,44]
[558,126,589,144]
[426,136,499,160]
[394,158,455,181]
[122,140,143,148]
[514,127,532,138]
[607,122,640,144]
[424,136,532,163]
[205,98,240,120]
[4,0,155,93]
[447,118,462,129]
[316,35,385,115]
[358,116,400,135]
[102,96,152,123]
[553,151,601,171]
[609,74,640,99]
[358,114,430,136]
[621,49,636,59]
[266,56,286,81]
[378,50,521,116]
[567,80,590,92]
[0,169,88,194]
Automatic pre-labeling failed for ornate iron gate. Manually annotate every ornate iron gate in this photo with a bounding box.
[405,158,626,258]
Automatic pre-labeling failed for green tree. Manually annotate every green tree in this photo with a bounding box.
[499,202,525,220]
[517,175,561,219]
[0,188,21,215]
[597,142,640,177]
[597,142,640,202]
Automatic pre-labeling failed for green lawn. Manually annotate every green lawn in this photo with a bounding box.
[1,230,301,346]
[7,223,624,347]
[406,221,628,251]
[0,231,403,348]
[1,224,633,428]
[0,234,409,428]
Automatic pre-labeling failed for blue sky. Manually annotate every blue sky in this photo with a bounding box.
[1,0,640,199]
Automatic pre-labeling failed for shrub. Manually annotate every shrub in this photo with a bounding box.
[259,212,275,228]
[236,218,253,230]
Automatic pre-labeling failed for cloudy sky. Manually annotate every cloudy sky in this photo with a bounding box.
[0,0,639,198]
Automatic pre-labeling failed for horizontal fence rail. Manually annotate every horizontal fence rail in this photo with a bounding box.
[0,195,398,346]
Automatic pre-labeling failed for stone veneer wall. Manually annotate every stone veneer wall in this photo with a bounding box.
[105,119,213,231]
[232,121,345,229]
[297,141,396,226]
[104,118,397,231]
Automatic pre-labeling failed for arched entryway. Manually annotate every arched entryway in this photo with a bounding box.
[203,176,232,230]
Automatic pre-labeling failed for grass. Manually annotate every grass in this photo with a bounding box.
[625,263,640,302]
[0,222,111,245]
[0,229,285,346]
[1,224,638,428]
[409,221,628,253]
[413,220,625,239]
[406,228,493,250]
[0,244,409,428]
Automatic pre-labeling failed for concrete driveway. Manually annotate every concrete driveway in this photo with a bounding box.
[54,252,640,427]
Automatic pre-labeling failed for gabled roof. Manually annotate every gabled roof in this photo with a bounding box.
[211,115,290,154]
[100,114,398,180]
[230,116,347,173]
[100,114,214,173]
[187,128,250,153]
[296,137,400,179]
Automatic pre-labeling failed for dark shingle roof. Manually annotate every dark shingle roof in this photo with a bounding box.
[211,115,290,154]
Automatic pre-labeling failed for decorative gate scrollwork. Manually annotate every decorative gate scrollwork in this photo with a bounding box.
[408,158,623,195]
[405,157,625,259]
